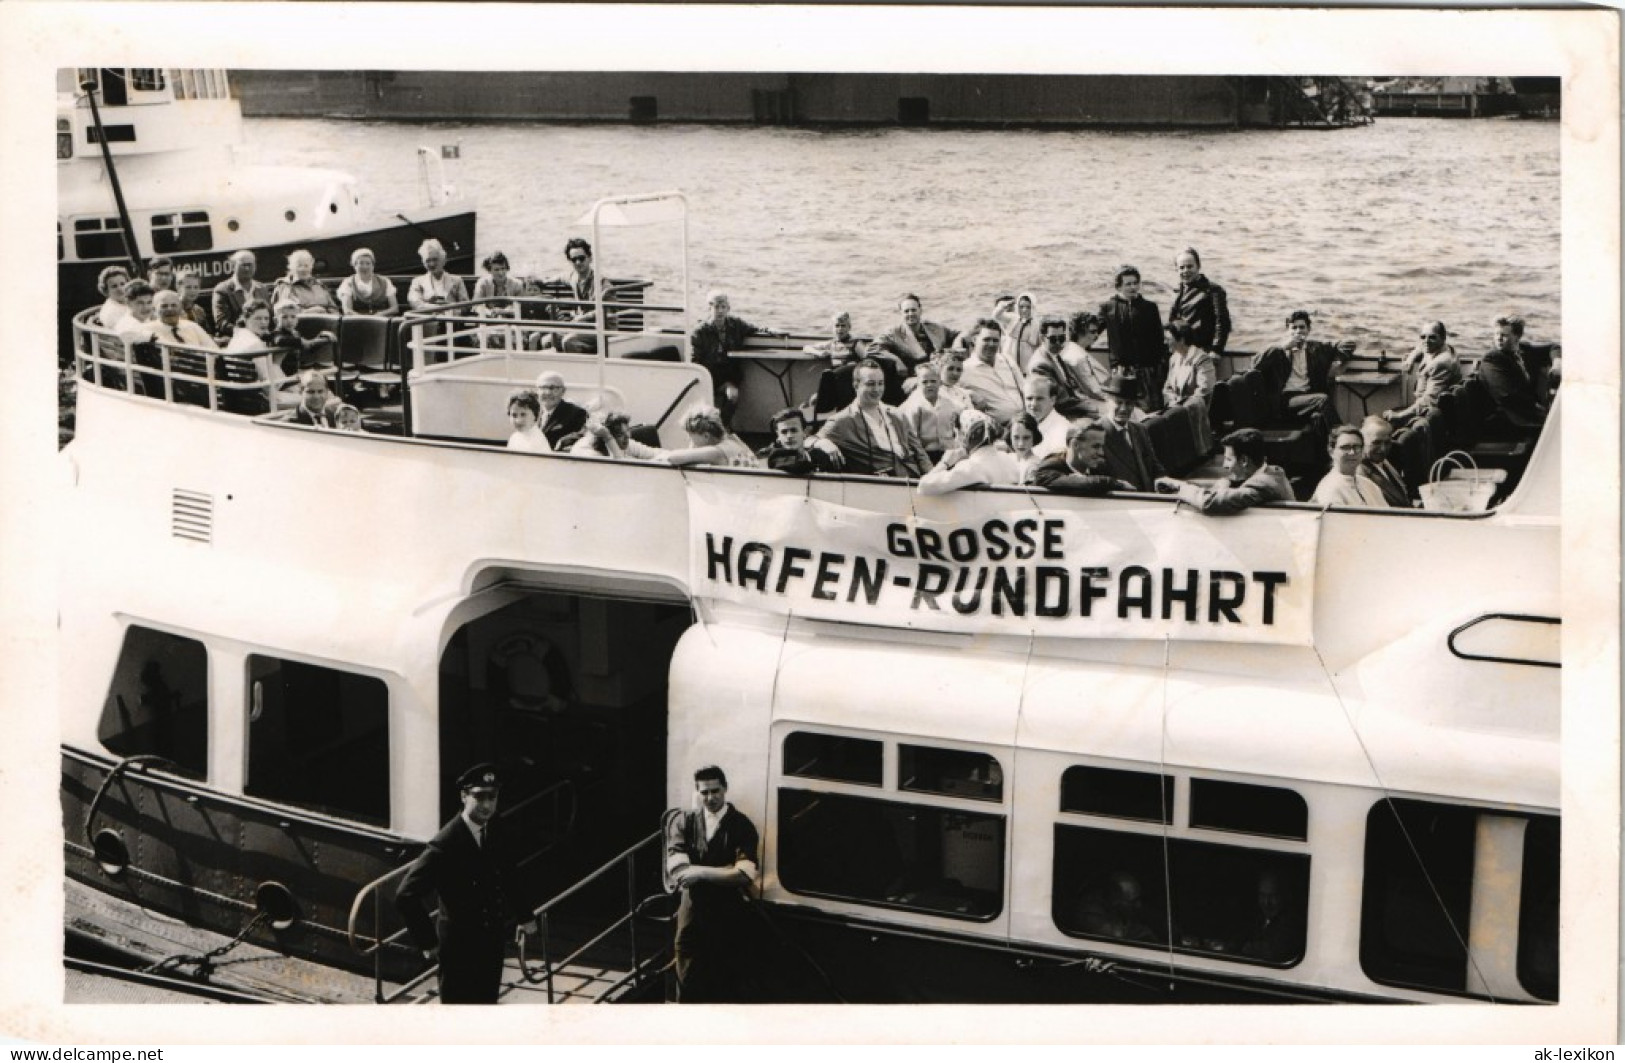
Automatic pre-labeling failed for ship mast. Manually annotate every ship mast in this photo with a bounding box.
[80,72,144,277]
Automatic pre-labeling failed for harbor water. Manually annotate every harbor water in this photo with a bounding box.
[246,116,1560,357]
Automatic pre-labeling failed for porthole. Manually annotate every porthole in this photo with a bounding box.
[255,880,300,930]
[92,828,129,877]
[284,210,296,223]
[329,203,338,214]
[226,218,240,232]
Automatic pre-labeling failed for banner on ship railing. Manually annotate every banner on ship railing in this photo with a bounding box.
[686,486,1322,646]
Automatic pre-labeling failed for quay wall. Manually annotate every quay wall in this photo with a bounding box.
[232,71,1244,127]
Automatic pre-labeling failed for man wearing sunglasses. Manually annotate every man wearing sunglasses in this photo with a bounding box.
[1384,320,1462,427]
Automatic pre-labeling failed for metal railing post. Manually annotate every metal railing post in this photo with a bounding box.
[540,910,555,1004]
[625,849,640,989]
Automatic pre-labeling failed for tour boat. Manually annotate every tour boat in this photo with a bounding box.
[57,67,475,339]
[58,192,1559,1007]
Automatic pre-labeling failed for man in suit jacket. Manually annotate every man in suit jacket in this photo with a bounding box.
[1476,315,1548,431]
[874,293,958,372]
[1157,428,1294,514]
[1166,248,1231,355]
[665,765,761,1003]
[1031,422,1127,496]
[1255,310,1353,429]
[396,763,538,1004]
[813,361,933,477]
[1358,416,1411,508]
[211,251,271,342]
[535,371,589,450]
[1099,371,1167,492]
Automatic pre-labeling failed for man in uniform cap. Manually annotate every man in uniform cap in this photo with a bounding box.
[396,763,538,1004]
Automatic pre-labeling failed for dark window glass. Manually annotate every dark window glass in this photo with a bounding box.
[783,732,882,787]
[130,69,165,92]
[57,118,73,160]
[1060,765,1173,824]
[151,211,213,254]
[778,788,1004,921]
[245,655,390,826]
[97,625,208,779]
[86,124,136,145]
[1517,816,1559,1002]
[1360,799,1477,993]
[74,217,127,261]
[1052,825,1309,968]
[1190,778,1308,841]
[899,745,1002,802]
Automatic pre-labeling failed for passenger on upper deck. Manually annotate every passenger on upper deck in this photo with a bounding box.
[1100,371,1167,492]
[145,255,176,294]
[115,281,159,342]
[333,404,364,434]
[1098,265,1166,412]
[1155,428,1292,515]
[504,388,552,453]
[1059,311,1117,421]
[572,410,666,461]
[874,293,958,373]
[1026,314,1096,419]
[1476,314,1550,431]
[1310,424,1390,508]
[212,251,271,343]
[557,237,616,349]
[1359,415,1411,508]
[176,272,214,336]
[534,371,589,451]
[336,248,398,316]
[1167,248,1231,355]
[1006,413,1043,484]
[224,300,274,355]
[933,347,974,413]
[1258,310,1353,434]
[958,319,1026,427]
[95,265,131,331]
[993,292,1042,371]
[1385,321,1461,427]
[757,408,837,475]
[801,310,872,365]
[689,291,786,428]
[898,361,963,465]
[660,405,761,469]
[150,290,216,350]
[1030,422,1128,496]
[1022,374,1073,462]
[272,250,340,314]
[917,408,1021,496]
[1161,321,1218,408]
[291,368,339,428]
[407,239,469,312]
[269,299,337,379]
[473,250,524,311]
[814,360,932,478]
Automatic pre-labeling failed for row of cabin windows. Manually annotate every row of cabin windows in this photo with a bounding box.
[97,626,389,827]
[66,69,229,104]
[63,213,214,262]
[781,730,1557,1001]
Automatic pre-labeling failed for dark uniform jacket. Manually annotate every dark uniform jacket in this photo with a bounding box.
[1098,294,1165,370]
[1167,274,1231,354]
[396,815,525,1004]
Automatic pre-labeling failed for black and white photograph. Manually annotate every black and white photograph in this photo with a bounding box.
[1,1,1618,1047]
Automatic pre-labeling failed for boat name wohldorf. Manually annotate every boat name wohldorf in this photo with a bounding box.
[689,492,1321,645]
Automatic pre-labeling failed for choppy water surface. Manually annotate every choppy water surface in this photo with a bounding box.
[247,117,1560,355]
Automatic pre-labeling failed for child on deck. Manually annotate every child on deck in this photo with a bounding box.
[333,404,364,433]
[1005,412,1042,484]
[269,299,337,380]
[898,361,963,466]
[505,388,553,453]
[757,408,836,475]
[1098,266,1165,413]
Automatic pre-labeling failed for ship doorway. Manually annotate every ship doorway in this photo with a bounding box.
[437,586,689,897]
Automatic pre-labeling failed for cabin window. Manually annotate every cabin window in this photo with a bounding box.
[1052,825,1309,967]
[778,788,1005,921]
[96,625,208,779]
[1517,816,1559,1001]
[783,732,882,787]
[899,744,1002,803]
[1059,765,1173,824]
[1189,778,1307,841]
[151,211,213,254]
[1359,799,1477,993]
[130,69,165,93]
[74,217,128,261]
[244,655,390,826]
[57,118,73,160]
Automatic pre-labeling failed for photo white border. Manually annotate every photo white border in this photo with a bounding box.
[0,2,1616,1046]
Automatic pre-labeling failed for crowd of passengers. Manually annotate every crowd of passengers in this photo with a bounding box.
[90,243,1558,511]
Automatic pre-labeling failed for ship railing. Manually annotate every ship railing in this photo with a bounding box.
[345,778,579,1005]
[399,291,687,369]
[516,829,671,1004]
[70,310,279,414]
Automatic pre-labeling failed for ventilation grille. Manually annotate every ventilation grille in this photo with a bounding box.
[171,489,213,544]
